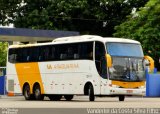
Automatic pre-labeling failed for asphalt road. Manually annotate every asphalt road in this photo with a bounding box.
[0,96,160,108]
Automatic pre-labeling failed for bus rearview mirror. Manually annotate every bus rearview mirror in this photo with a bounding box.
[144,55,154,72]
[106,54,112,68]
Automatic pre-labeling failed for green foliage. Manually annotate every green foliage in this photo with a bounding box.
[0,0,149,66]
[0,0,21,25]
[114,0,160,69]
[0,42,8,66]
[10,0,148,36]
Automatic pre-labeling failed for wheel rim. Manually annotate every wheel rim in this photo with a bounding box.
[25,87,30,98]
[35,88,40,97]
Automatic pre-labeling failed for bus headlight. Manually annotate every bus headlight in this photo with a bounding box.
[139,86,145,89]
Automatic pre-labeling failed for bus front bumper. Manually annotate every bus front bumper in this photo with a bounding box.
[108,87,146,96]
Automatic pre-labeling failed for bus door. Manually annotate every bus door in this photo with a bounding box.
[95,42,108,94]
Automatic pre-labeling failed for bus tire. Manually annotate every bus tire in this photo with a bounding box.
[88,85,95,101]
[64,95,74,101]
[33,84,44,100]
[119,95,125,101]
[49,95,62,101]
[24,84,34,100]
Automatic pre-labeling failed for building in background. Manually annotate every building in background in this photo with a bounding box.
[0,28,79,44]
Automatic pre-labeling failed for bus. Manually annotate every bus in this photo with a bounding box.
[6,35,153,101]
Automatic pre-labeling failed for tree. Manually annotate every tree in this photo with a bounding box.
[0,0,21,25]
[0,42,8,66]
[114,0,160,69]
[11,0,148,36]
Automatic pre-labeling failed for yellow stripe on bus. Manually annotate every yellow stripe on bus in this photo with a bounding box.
[112,80,145,88]
[15,63,44,94]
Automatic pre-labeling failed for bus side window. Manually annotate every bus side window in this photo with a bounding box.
[16,48,23,62]
[74,54,79,59]
[66,43,79,60]
[78,42,93,60]
[23,48,29,62]
[88,51,93,59]
[58,45,67,60]
[39,47,44,61]
[44,46,50,61]
[60,54,67,60]
[9,49,17,63]
[95,42,107,78]
[33,47,39,61]
[56,45,60,60]
[73,44,79,59]
[51,46,55,60]
[87,43,93,60]
[67,47,74,59]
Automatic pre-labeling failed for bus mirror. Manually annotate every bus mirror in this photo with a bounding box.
[106,54,112,68]
[144,56,154,72]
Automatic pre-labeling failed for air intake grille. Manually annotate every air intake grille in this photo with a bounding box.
[8,80,14,91]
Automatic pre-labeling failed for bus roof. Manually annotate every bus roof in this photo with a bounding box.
[9,35,140,48]
[52,35,140,44]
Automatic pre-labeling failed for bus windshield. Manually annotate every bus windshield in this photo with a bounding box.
[106,42,145,82]
[106,43,143,57]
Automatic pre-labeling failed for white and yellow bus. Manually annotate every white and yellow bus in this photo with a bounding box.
[6,35,151,101]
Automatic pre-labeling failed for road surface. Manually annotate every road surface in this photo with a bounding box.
[0,96,160,108]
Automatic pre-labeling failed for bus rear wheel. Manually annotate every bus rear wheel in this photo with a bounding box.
[88,85,95,101]
[33,84,44,100]
[64,95,74,101]
[119,95,125,101]
[24,84,34,100]
[49,95,62,101]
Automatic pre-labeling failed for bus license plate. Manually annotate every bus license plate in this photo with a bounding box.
[127,90,133,93]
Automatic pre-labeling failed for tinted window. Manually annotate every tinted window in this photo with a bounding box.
[95,42,107,79]
[9,49,17,63]
[78,42,93,60]
[8,42,93,63]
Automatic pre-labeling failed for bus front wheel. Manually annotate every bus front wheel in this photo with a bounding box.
[119,95,125,101]
[88,85,95,101]
[64,95,74,101]
[33,84,44,100]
